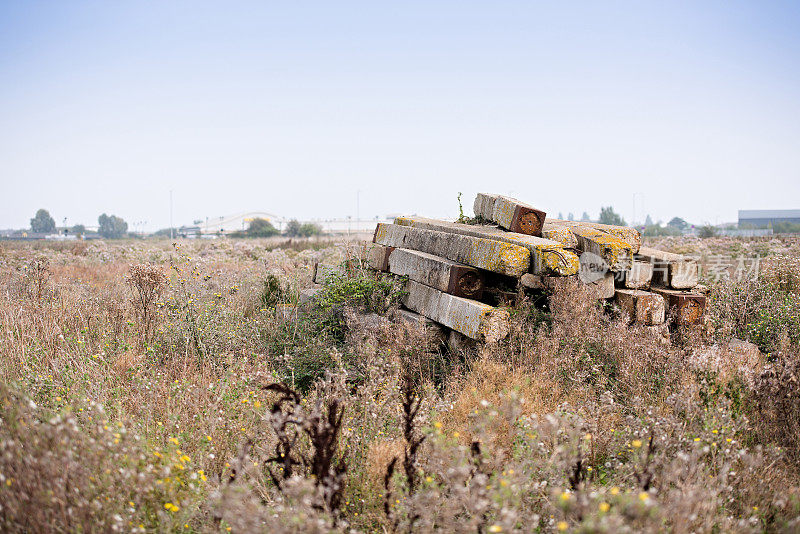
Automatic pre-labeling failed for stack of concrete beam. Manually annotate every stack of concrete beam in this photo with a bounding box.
[360,192,705,340]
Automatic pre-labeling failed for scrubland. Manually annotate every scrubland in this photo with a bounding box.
[0,235,799,533]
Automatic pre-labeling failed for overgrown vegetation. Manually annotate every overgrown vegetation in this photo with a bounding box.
[0,237,799,532]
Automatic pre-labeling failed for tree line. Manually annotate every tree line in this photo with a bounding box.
[28,210,323,239]
[30,209,128,238]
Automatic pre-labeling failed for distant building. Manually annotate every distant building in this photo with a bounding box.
[177,226,201,238]
[738,209,800,227]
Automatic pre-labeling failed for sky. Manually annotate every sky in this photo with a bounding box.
[1,1,799,231]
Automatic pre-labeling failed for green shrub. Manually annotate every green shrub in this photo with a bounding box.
[261,274,287,308]
[745,291,800,353]
[317,271,406,315]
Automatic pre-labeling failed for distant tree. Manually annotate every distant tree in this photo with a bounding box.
[580,212,591,222]
[246,218,279,237]
[598,206,626,226]
[699,225,718,238]
[642,224,681,237]
[30,209,56,233]
[284,219,302,237]
[667,217,689,232]
[771,222,800,234]
[71,224,86,236]
[98,213,129,239]
[644,215,654,226]
[298,222,323,237]
[557,212,564,219]
[567,212,575,221]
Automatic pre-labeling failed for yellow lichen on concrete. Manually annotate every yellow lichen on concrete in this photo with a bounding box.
[540,249,580,276]
[593,235,630,267]
[494,242,531,277]
[478,308,511,343]
[492,198,517,228]
[599,227,640,252]
[542,226,578,248]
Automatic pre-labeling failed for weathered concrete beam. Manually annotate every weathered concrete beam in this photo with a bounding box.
[617,260,653,289]
[473,193,547,235]
[650,287,706,325]
[393,216,578,277]
[636,247,698,289]
[491,195,547,236]
[447,330,478,354]
[403,280,510,342]
[373,223,530,277]
[473,193,498,221]
[520,273,544,289]
[568,226,633,272]
[388,248,485,299]
[539,272,614,299]
[363,243,394,272]
[541,224,579,249]
[393,308,439,327]
[588,271,616,299]
[392,308,447,344]
[615,289,666,325]
[546,218,641,253]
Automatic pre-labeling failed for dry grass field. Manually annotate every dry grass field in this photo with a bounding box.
[1,235,799,532]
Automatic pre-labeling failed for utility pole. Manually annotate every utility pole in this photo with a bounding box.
[170,190,174,240]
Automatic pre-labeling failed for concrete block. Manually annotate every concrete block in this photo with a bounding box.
[636,247,698,289]
[564,225,633,272]
[618,260,653,289]
[393,216,578,277]
[447,329,478,354]
[540,273,612,299]
[373,223,530,278]
[615,289,666,325]
[473,193,498,220]
[491,195,547,236]
[393,308,438,327]
[587,271,616,299]
[520,273,544,289]
[650,287,706,325]
[388,248,484,299]
[541,225,579,248]
[402,280,510,342]
[546,218,642,253]
[392,309,448,344]
[364,243,394,272]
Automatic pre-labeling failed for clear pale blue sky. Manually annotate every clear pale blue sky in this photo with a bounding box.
[2,1,799,230]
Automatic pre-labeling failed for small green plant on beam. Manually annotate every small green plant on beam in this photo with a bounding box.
[455,191,483,225]
[456,192,468,223]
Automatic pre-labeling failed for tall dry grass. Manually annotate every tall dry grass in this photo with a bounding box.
[0,237,798,532]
